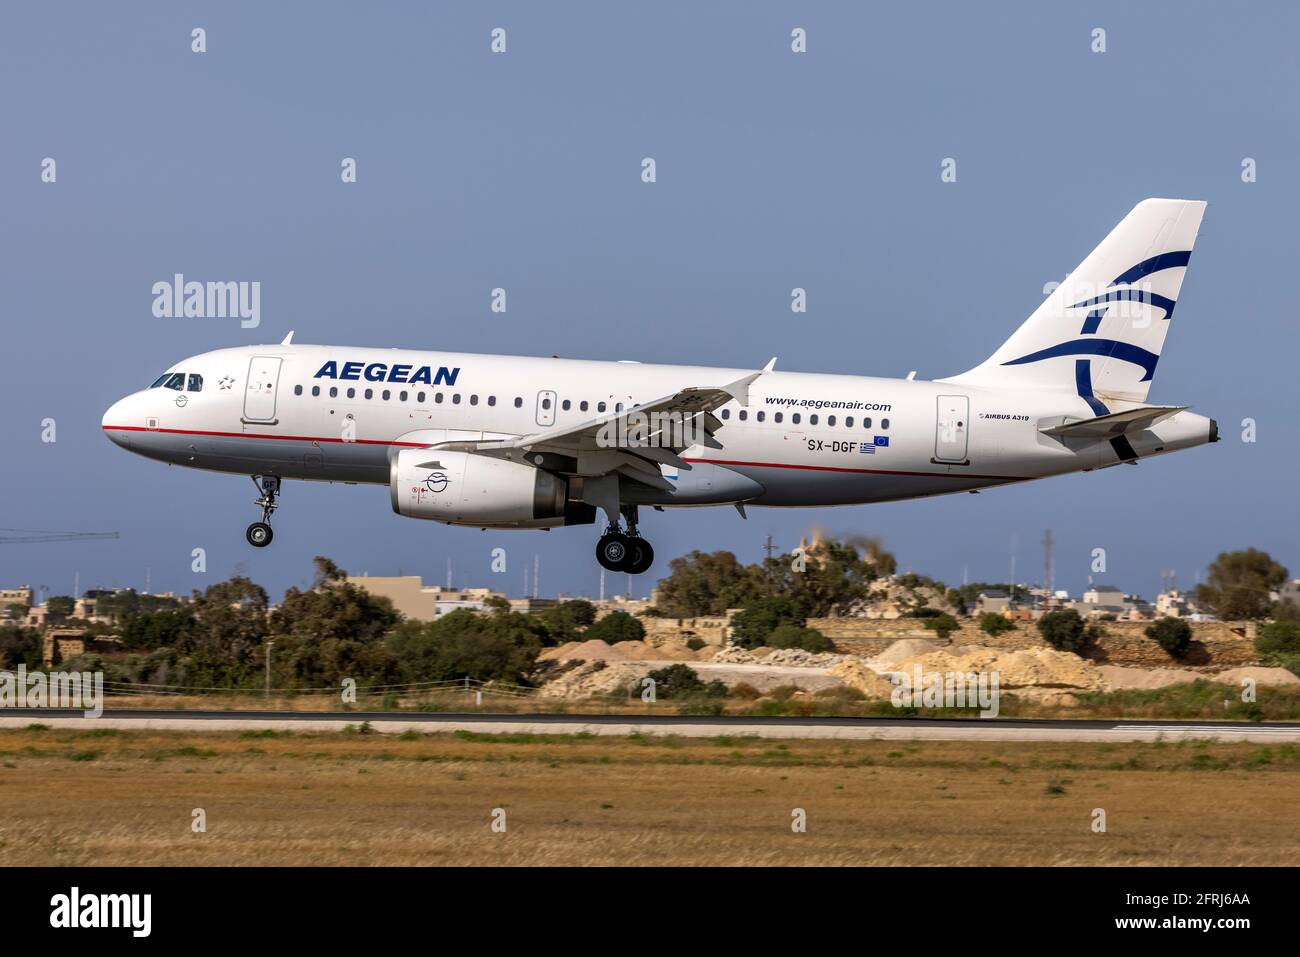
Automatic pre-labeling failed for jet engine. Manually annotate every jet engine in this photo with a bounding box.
[389,448,595,528]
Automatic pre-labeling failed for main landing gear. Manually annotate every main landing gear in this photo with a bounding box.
[245,474,281,548]
[596,505,655,574]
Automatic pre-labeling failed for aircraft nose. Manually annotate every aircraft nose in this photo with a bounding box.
[102,396,133,449]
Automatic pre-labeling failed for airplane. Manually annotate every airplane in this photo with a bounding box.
[103,198,1216,574]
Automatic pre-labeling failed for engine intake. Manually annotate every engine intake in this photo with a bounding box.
[389,448,594,528]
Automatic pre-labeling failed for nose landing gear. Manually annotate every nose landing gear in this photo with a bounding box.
[595,505,655,574]
[245,474,280,548]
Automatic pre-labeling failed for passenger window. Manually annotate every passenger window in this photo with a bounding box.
[453,394,461,404]
[738,410,748,421]
[470,394,479,405]
[436,393,444,404]
[311,386,320,397]
[828,415,836,426]
[347,387,356,399]
[541,397,551,409]
[294,385,303,396]
[615,403,623,413]
[810,414,819,425]
[756,411,765,422]
[488,396,496,407]
[863,417,872,429]
[846,416,854,427]
[330,387,338,398]
[720,409,730,420]
[562,399,571,411]
[792,413,801,424]
[364,389,373,400]
[514,397,523,408]
[580,401,589,412]
[417,391,425,402]
[597,402,606,413]
[400,390,408,402]
[164,373,185,391]
[882,418,890,429]
[187,374,203,392]
[774,412,783,423]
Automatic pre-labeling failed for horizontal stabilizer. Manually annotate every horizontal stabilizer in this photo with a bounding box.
[1041,405,1185,440]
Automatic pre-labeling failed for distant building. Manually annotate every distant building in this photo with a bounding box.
[0,586,34,609]
[976,591,1011,615]
[1155,588,1200,618]
[42,629,123,667]
[344,575,505,622]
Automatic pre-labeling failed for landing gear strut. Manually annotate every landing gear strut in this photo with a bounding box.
[245,475,280,548]
[595,505,655,574]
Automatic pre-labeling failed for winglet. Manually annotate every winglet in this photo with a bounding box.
[281,331,295,345]
[762,357,777,372]
[723,368,767,406]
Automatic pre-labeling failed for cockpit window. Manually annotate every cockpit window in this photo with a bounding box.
[187,374,203,392]
[150,374,170,388]
[163,373,185,391]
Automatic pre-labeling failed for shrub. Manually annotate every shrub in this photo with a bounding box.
[765,624,833,653]
[585,611,645,645]
[978,613,1015,636]
[685,637,706,651]
[1037,609,1088,653]
[729,682,762,700]
[1145,617,1193,657]
[1256,619,1300,659]
[729,595,803,650]
[922,613,960,640]
[644,663,725,700]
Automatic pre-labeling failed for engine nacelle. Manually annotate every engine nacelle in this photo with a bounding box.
[389,448,595,528]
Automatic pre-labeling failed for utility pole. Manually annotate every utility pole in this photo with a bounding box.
[1008,534,1017,602]
[533,554,540,599]
[1042,528,1054,601]
[264,639,275,699]
[599,567,606,602]
[446,556,452,589]
[762,534,776,561]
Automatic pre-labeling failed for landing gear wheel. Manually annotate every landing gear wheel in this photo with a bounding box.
[622,537,655,575]
[246,522,274,548]
[596,532,631,570]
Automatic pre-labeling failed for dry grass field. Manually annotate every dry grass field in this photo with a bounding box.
[0,725,1296,866]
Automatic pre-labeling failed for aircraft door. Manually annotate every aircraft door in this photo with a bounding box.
[934,395,969,463]
[243,356,282,423]
[536,390,556,427]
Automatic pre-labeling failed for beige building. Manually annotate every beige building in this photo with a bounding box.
[1,586,34,608]
[345,575,505,622]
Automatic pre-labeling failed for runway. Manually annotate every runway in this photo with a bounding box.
[2,708,1298,742]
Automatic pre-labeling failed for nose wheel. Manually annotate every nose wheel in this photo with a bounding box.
[595,506,655,574]
[246,475,281,548]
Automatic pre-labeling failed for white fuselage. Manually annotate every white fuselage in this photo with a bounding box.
[102,343,1216,512]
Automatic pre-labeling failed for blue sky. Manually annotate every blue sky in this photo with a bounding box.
[2,1,1296,603]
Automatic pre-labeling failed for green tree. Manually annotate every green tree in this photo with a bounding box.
[1145,617,1193,657]
[388,608,544,685]
[653,551,765,617]
[1255,619,1300,675]
[1194,548,1288,620]
[584,610,645,645]
[1037,609,1088,653]
[118,608,195,651]
[538,600,597,644]
[729,595,804,649]
[979,613,1016,636]
[765,623,832,653]
[45,596,75,621]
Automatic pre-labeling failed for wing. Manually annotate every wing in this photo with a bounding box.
[425,364,772,492]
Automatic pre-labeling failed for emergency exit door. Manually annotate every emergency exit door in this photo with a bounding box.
[536,390,556,427]
[933,394,969,463]
[243,356,282,423]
